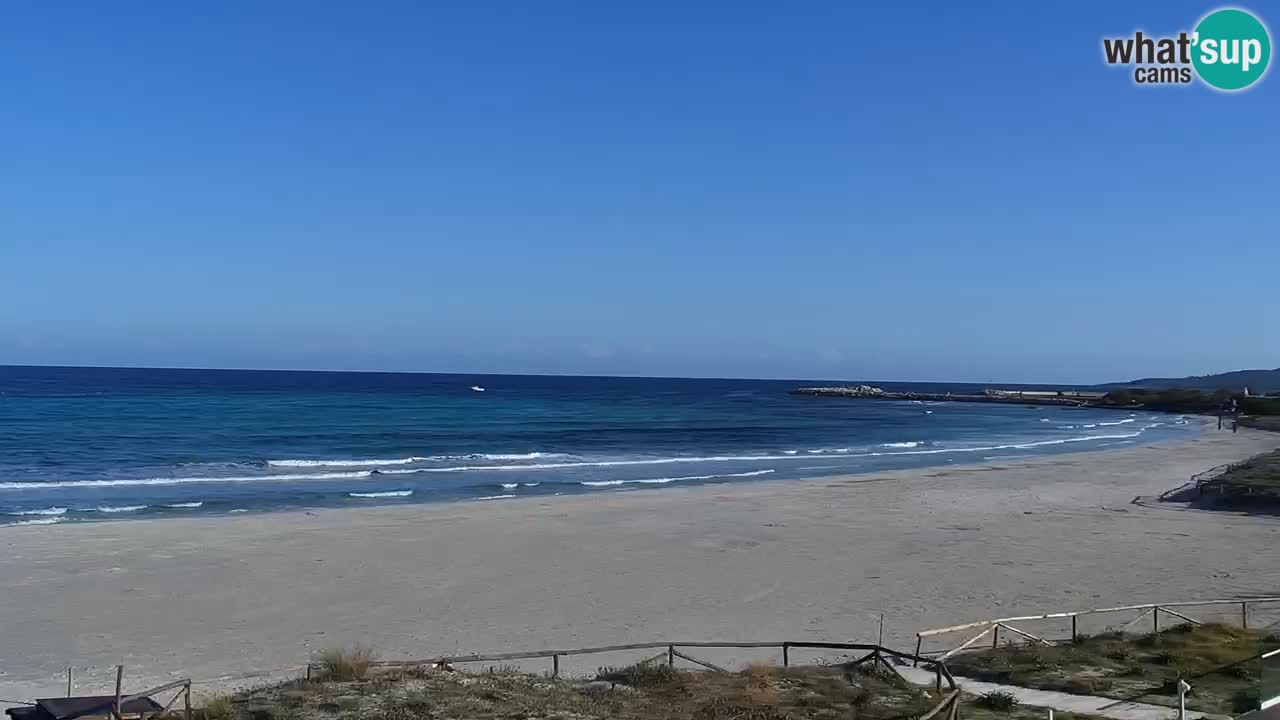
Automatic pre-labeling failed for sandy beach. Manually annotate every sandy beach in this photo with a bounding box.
[2,425,1279,702]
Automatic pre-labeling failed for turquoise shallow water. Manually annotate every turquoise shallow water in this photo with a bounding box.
[0,366,1195,524]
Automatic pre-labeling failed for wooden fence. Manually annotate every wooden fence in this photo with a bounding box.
[914,597,1280,664]
[308,640,961,718]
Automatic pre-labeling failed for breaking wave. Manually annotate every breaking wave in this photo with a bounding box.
[0,470,373,490]
[12,517,63,526]
[581,469,775,487]
[268,452,572,468]
[349,490,413,498]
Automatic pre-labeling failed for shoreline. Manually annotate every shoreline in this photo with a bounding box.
[1,414,1201,528]
[2,425,1278,703]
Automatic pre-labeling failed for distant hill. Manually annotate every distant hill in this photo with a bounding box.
[1100,368,1280,394]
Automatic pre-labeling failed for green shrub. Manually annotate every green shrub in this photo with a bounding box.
[977,691,1020,711]
[1107,648,1138,663]
[316,644,376,681]
[1220,663,1254,680]
[595,662,679,687]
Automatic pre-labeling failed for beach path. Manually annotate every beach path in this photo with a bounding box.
[898,666,1220,720]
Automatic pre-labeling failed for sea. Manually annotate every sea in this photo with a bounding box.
[0,366,1196,525]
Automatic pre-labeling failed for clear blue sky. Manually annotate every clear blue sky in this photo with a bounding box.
[2,1,1275,384]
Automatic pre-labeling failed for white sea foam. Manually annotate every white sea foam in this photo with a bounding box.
[523,482,540,487]
[6,507,67,516]
[881,441,921,448]
[12,517,63,526]
[500,483,519,489]
[1097,419,1135,426]
[475,494,516,500]
[269,457,429,467]
[581,469,775,487]
[229,508,248,513]
[96,505,147,513]
[1,430,1154,496]
[378,434,1145,475]
[349,490,413,498]
[0,470,373,490]
[164,502,204,508]
[267,452,569,468]
[782,450,799,455]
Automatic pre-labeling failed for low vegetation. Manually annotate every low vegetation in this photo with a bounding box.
[1241,416,1280,433]
[976,691,1019,711]
[948,623,1279,714]
[197,694,236,720]
[315,645,377,682]
[1097,388,1280,416]
[208,647,1087,720]
[1200,449,1280,510]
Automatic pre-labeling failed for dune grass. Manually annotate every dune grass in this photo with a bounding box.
[314,644,376,681]
[948,623,1279,714]
[196,694,236,720]
[220,657,1089,720]
[1202,449,1280,509]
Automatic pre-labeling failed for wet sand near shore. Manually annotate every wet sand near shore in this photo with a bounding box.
[2,425,1278,702]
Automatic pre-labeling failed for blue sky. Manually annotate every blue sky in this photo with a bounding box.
[1,1,1276,384]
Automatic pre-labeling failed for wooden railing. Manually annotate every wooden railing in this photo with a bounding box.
[914,597,1280,664]
[305,640,960,720]
[50,668,192,720]
[319,640,941,678]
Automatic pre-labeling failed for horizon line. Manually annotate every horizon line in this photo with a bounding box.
[0,362,1105,388]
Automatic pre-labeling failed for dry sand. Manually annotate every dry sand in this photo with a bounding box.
[2,425,1279,702]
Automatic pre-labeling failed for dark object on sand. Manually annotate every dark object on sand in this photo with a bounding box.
[6,696,164,720]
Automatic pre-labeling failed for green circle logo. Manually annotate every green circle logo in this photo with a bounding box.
[1192,8,1271,91]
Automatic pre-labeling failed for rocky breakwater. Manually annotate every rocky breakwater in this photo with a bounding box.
[789,385,1093,406]
[790,385,889,398]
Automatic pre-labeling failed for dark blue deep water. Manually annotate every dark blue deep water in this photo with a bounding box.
[0,366,1196,524]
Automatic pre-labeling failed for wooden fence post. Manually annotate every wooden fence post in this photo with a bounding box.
[668,645,675,668]
[992,625,1000,648]
[1071,615,1078,641]
[552,654,560,677]
[782,644,789,668]
[1153,607,1160,634]
[115,665,124,720]
[184,683,192,720]
[67,667,73,697]
[1241,602,1248,630]
[914,637,922,667]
